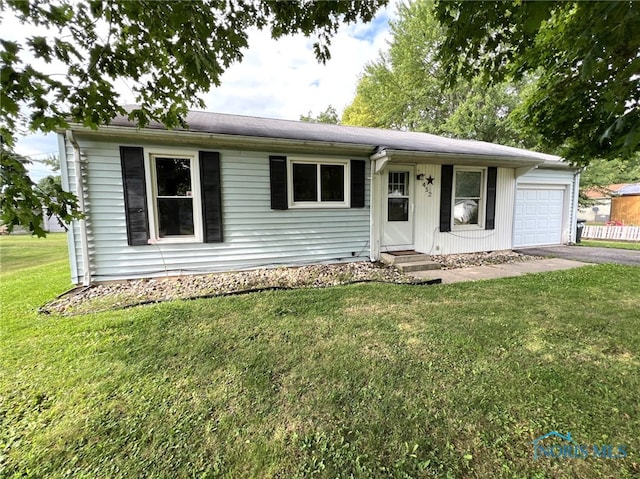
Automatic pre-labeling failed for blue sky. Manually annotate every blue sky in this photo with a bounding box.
[11,2,397,181]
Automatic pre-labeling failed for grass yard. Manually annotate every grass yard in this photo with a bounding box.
[578,239,640,251]
[0,232,70,274]
[1,235,639,478]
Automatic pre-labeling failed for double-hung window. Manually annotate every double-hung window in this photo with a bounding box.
[150,154,201,241]
[120,147,222,246]
[453,168,485,227]
[288,158,349,207]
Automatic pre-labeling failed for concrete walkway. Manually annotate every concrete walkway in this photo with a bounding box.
[409,258,590,284]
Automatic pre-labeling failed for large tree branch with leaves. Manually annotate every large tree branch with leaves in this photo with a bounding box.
[434,0,640,166]
[1,0,387,147]
[1,150,83,236]
[1,0,387,235]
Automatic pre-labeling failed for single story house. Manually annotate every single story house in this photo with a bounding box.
[58,110,580,285]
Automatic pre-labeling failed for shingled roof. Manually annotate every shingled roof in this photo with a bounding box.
[108,108,565,165]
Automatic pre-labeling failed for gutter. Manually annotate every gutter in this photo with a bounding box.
[66,130,92,286]
[370,148,546,169]
[66,125,376,157]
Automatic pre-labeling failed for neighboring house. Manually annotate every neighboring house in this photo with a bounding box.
[578,183,640,225]
[43,213,67,233]
[611,183,640,225]
[0,212,66,234]
[577,183,626,223]
[58,110,580,285]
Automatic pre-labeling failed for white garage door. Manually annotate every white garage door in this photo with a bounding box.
[513,187,565,247]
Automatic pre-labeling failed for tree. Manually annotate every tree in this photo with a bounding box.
[434,1,640,165]
[1,0,387,235]
[1,149,83,236]
[341,0,540,149]
[578,154,640,207]
[300,105,340,124]
[1,0,387,147]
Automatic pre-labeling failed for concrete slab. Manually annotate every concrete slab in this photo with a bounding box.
[408,258,590,284]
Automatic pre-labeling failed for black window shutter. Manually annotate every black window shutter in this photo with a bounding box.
[350,160,366,208]
[119,146,150,246]
[269,156,288,210]
[439,165,454,233]
[199,151,223,243]
[485,167,498,230]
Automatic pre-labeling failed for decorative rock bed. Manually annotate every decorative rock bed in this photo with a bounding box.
[41,251,537,316]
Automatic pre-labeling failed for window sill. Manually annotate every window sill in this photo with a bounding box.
[288,202,351,209]
[149,236,202,245]
[452,225,485,232]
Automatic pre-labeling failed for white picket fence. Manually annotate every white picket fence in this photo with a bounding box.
[582,225,640,241]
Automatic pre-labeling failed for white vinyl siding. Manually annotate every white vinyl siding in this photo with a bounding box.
[61,137,370,283]
[413,164,514,255]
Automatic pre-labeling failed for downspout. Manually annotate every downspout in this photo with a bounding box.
[66,130,92,285]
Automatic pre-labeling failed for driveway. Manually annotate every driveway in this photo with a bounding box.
[515,245,640,266]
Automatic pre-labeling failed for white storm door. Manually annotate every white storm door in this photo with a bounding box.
[383,168,414,249]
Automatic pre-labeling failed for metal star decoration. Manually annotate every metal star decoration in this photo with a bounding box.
[426,175,434,185]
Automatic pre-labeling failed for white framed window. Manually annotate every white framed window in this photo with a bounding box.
[453,167,486,228]
[287,158,350,208]
[147,151,202,242]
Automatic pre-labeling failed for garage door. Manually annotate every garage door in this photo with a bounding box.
[513,187,564,247]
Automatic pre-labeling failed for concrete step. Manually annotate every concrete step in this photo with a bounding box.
[396,260,442,273]
[381,252,433,265]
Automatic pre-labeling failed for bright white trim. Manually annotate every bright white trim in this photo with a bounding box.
[452,166,487,230]
[381,165,415,250]
[146,149,203,243]
[287,157,351,209]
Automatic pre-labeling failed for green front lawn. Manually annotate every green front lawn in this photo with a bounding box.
[0,232,69,274]
[1,235,639,478]
[578,239,640,251]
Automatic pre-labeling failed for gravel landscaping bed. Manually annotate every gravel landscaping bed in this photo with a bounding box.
[427,250,537,269]
[41,251,537,316]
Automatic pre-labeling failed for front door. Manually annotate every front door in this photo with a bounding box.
[383,167,414,249]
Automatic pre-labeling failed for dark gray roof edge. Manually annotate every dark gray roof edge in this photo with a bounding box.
[105,106,565,164]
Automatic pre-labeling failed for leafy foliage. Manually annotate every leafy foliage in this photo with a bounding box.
[434,1,640,165]
[1,149,83,236]
[300,105,340,124]
[1,0,387,236]
[341,0,541,149]
[1,0,388,146]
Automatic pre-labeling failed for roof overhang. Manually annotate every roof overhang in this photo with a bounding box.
[65,125,376,157]
[64,124,575,171]
[370,148,546,169]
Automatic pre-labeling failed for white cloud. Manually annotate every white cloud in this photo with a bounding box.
[11,1,397,164]
[205,8,393,121]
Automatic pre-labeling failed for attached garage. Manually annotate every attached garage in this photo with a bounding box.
[513,187,565,247]
[513,167,580,248]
